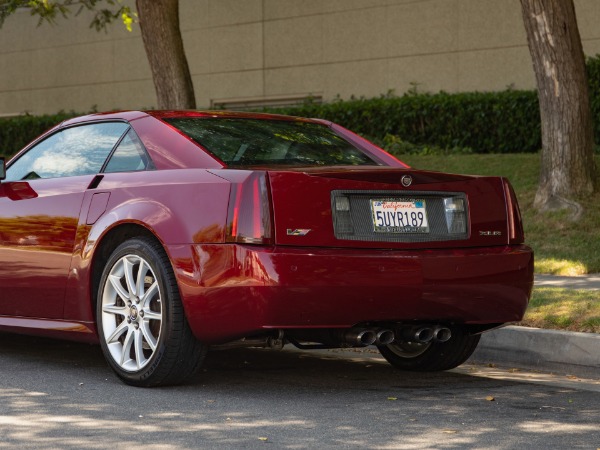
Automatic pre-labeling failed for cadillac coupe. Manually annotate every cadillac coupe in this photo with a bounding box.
[0,110,534,386]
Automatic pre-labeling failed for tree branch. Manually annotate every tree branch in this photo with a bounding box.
[0,0,134,31]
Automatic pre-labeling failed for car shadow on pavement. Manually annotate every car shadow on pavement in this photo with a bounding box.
[0,333,598,449]
[0,332,472,389]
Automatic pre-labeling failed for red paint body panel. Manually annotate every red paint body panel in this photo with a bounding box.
[63,168,230,323]
[0,110,534,346]
[0,316,97,343]
[0,175,92,318]
[266,168,509,248]
[170,243,532,343]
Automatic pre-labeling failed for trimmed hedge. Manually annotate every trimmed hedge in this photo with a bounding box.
[262,90,541,154]
[3,54,600,158]
[0,112,76,158]
[587,54,600,140]
[262,54,600,154]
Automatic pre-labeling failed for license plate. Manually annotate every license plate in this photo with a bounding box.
[371,199,429,233]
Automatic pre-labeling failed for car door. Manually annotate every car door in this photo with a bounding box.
[0,121,129,318]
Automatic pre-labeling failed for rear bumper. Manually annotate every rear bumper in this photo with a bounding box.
[167,244,534,343]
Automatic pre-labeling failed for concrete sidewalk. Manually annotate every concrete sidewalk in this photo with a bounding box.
[469,274,600,379]
[535,273,600,290]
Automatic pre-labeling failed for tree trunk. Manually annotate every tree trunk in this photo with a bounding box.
[520,0,596,218]
[136,0,196,109]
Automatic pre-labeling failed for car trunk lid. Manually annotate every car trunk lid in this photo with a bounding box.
[267,166,511,249]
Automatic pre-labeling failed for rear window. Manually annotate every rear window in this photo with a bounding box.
[163,118,378,167]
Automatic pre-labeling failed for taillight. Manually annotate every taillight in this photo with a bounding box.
[226,171,273,244]
[503,179,524,244]
[443,196,467,234]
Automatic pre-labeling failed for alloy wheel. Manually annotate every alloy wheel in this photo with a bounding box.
[100,254,163,372]
[386,340,431,359]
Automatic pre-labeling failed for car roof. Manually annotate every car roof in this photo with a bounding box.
[61,110,327,127]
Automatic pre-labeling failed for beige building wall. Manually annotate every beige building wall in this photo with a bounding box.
[1,0,600,116]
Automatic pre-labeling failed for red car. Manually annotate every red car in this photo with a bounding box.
[0,110,533,387]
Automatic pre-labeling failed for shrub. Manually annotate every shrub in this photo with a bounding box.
[262,54,600,154]
[263,90,541,154]
[586,54,600,146]
[369,133,473,156]
[0,112,77,159]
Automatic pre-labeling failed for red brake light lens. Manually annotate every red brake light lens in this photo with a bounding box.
[503,179,524,244]
[226,171,273,244]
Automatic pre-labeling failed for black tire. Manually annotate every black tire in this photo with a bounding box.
[97,237,207,387]
[378,326,480,372]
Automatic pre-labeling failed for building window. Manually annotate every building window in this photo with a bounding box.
[211,94,322,111]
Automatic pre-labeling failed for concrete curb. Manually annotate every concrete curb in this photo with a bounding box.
[469,326,600,379]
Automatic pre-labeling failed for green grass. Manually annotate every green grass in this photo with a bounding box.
[400,154,600,275]
[522,287,600,333]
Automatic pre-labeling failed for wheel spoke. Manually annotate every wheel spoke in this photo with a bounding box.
[136,259,148,299]
[106,320,128,344]
[140,281,158,308]
[134,329,146,369]
[109,274,130,302]
[143,309,161,321]
[102,304,128,317]
[121,327,135,366]
[140,321,157,351]
[123,257,137,297]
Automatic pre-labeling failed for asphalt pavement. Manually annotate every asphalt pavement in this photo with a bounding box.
[1,335,599,449]
[0,275,597,449]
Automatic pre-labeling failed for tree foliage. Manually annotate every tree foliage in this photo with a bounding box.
[0,0,195,109]
[0,0,133,31]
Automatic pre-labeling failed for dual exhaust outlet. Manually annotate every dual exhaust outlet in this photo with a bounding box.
[344,325,452,347]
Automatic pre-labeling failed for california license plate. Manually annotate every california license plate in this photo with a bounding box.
[371,199,429,233]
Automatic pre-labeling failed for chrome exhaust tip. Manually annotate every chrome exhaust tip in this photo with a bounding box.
[433,327,452,343]
[401,326,434,343]
[344,329,377,346]
[375,329,395,345]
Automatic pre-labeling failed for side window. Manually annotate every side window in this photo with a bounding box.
[104,128,154,173]
[6,122,129,181]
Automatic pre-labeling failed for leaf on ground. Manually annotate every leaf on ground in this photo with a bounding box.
[485,396,495,402]
[258,437,268,441]
[388,397,398,400]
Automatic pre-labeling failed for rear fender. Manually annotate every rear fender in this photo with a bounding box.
[64,181,230,323]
